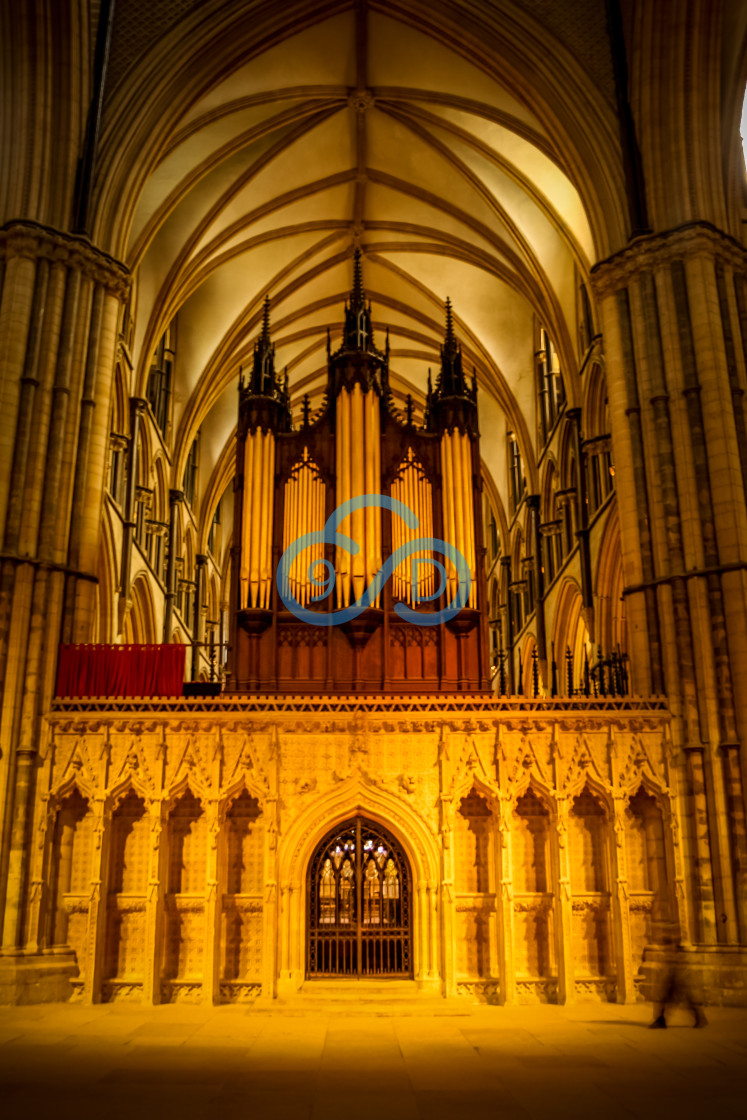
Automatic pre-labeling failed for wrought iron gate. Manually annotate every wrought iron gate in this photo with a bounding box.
[307,817,412,977]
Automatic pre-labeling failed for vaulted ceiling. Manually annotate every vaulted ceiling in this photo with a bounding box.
[119,4,601,527]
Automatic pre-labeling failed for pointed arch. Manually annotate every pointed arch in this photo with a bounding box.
[124,572,158,644]
[97,502,119,643]
[582,360,609,440]
[595,504,626,657]
[552,577,589,696]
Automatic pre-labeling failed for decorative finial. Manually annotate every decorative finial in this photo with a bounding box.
[351,248,365,309]
[445,297,454,343]
[261,294,271,340]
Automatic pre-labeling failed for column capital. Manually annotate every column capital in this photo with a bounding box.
[591,220,747,300]
[0,220,130,297]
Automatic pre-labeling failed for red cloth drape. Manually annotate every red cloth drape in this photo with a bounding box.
[55,644,187,698]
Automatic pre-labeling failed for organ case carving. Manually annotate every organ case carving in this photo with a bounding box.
[230,257,489,692]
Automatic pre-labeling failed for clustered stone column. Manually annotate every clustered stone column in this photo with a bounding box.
[592,223,747,951]
[0,222,128,997]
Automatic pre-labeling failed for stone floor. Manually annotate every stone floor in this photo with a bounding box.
[0,999,746,1120]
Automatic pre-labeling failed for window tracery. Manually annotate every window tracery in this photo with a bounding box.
[307,818,411,977]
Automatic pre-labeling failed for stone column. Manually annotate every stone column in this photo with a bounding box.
[439,798,457,996]
[192,553,208,680]
[494,798,515,1004]
[202,800,221,1005]
[142,800,166,1005]
[610,795,635,1003]
[526,495,547,674]
[592,224,747,952]
[500,557,515,694]
[0,225,128,1002]
[722,745,747,940]
[566,408,594,618]
[686,749,718,945]
[289,881,302,984]
[83,798,109,1004]
[118,397,147,631]
[416,880,428,985]
[261,797,279,1000]
[163,490,184,642]
[554,798,575,1004]
[427,880,438,981]
[278,882,290,986]
[23,793,54,957]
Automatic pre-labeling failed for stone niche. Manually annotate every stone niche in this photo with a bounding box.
[12,697,697,1007]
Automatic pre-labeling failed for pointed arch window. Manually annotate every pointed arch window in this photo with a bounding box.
[183,432,200,509]
[508,435,526,515]
[307,818,411,977]
[146,324,175,436]
[536,328,566,445]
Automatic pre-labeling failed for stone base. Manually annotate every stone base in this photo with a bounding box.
[639,944,747,1007]
[0,950,79,1005]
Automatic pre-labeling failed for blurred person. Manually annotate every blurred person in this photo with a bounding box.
[648,914,707,1029]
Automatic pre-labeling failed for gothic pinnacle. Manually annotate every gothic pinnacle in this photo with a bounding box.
[444,297,455,345]
[351,247,365,309]
[261,294,271,341]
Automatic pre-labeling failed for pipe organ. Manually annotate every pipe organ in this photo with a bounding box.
[230,255,489,691]
[283,449,326,609]
[390,448,434,607]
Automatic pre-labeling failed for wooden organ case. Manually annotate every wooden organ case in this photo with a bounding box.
[228,254,490,692]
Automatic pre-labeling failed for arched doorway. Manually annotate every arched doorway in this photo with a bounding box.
[307,817,412,979]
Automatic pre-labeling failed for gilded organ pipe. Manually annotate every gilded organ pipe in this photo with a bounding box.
[364,388,378,590]
[282,449,326,608]
[351,385,365,603]
[241,429,276,609]
[336,390,351,607]
[390,448,433,607]
[440,430,476,607]
[248,434,260,607]
[335,385,381,608]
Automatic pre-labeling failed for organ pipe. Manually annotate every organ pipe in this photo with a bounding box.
[282,448,326,608]
[391,448,433,607]
[241,428,275,609]
[440,429,476,607]
[335,386,381,608]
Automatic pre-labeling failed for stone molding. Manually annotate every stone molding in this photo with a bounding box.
[0,219,130,298]
[591,221,747,299]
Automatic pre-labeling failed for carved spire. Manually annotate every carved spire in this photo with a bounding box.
[351,247,365,311]
[426,299,478,435]
[248,295,276,396]
[328,249,389,397]
[239,295,291,431]
[340,248,377,354]
[444,297,455,348]
[437,297,465,397]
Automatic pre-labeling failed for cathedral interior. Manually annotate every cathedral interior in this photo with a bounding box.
[2,0,747,1027]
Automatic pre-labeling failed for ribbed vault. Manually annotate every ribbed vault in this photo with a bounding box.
[91,0,632,538]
